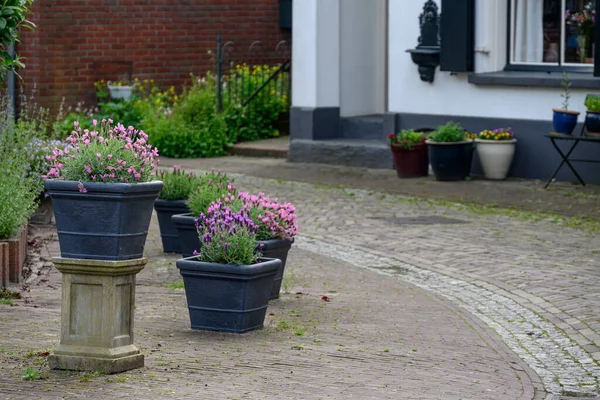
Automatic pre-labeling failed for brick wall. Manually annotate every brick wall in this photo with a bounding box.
[18,0,290,114]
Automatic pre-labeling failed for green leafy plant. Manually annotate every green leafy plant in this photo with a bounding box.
[157,165,200,201]
[0,299,14,305]
[387,129,426,150]
[585,94,600,112]
[187,171,235,216]
[0,0,35,82]
[427,122,468,143]
[21,367,40,381]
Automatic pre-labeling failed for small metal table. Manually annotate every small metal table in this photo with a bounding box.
[544,132,600,188]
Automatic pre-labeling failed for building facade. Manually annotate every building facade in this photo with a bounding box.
[290,0,600,184]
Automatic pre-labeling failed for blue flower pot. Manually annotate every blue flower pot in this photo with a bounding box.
[552,109,580,135]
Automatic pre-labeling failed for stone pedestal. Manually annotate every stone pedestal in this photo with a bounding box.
[49,257,147,374]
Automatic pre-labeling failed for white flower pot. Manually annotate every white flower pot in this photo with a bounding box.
[475,139,517,180]
[107,84,135,101]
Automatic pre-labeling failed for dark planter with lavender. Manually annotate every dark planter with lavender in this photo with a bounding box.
[171,213,201,258]
[45,180,163,260]
[155,200,190,253]
[259,238,294,300]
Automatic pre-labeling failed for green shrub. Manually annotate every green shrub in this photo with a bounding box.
[0,95,42,240]
[157,166,201,201]
[188,171,235,216]
[222,64,289,142]
[52,101,96,139]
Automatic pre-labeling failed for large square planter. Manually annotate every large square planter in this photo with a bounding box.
[475,139,517,180]
[176,257,280,333]
[44,180,163,260]
[390,144,429,178]
[426,140,474,181]
[259,238,294,300]
[171,213,200,258]
[154,200,190,253]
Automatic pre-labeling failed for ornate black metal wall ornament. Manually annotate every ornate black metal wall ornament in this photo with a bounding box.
[406,0,441,83]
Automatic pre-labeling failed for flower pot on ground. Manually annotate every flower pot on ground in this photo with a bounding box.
[238,192,298,300]
[475,128,517,180]
[584,94,600,134]
[553,72,580,135]
[44,120,162,260]
[154,166,201,253]
[173,171,235,258]
[177,201,278,333]
[426,122,474,181]
[387,130,429,178]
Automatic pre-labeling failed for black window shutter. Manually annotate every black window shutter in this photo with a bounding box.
[440,0,475,72]
[595,0,600,76]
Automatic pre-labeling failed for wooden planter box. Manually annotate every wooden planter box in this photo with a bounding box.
[0,225,28,286]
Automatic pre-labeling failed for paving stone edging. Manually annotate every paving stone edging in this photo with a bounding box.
[296,236,600,397]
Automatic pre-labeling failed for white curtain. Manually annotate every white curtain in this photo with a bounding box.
[513,0,544,62]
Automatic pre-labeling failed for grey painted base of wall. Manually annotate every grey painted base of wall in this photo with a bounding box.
[289,108,600,185]
[288,139,392,169]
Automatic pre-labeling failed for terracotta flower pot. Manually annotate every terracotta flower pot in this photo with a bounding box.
[390,143,429,178]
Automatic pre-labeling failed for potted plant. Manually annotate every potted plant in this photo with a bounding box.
[176,200,280,333]
[172,171,234,258]
[426,122,474,181]
[552,72,580,135]
[43,119,162,260]
[475,128,517,180]
[387,129,428,178]
[107,79,136,101]
[239,192,298,300]
[154,165,200,253]
[584,94,600,136]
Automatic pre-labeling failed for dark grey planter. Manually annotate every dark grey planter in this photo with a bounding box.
[44,180,163,260]
[176,256,280,333]
[426,140,474,182]
[171,213,200,258]
[259,238,294,300]
[154,200,190,253]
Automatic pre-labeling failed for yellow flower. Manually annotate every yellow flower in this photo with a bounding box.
[170,86,175,92]
[150,79,155,83]
[144,79,148,84]
[134,77,139,82]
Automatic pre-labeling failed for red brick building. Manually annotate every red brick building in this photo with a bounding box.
[18,0,291,113]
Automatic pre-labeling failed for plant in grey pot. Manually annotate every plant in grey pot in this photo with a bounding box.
[171,170,234,258]
[239,192,298,300]
[43,119,163,260]
[155,166,201,253]
[176,200,280,333]
[426,122,474,182]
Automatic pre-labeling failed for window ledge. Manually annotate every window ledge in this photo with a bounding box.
[468,71,600,89]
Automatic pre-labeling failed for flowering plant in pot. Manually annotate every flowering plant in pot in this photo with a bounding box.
[106,78,137,101]
[552,72,580,135]
[584,94,600,136]
[475,128,517,180]
[171,170,234,258]
[176,200,280,333]
[387,129,428,178]
[238,192,298,300]
[155,165,201,253]
[43,119,162,260]
[425,122,474,181]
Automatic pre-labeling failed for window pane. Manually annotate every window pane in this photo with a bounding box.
[564,0,595,64]
[513,0,561,63]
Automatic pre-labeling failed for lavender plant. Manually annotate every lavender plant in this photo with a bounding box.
[44,119,159,188]
[237,192,298,241]
[194,200,261,265]
[188,170,236,216]
[157,165,201,200]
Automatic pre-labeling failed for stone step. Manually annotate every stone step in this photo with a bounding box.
[227,136,290,159]
[341,114,384,140]
[288,138,392,169]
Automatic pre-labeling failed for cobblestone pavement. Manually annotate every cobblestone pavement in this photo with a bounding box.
[0,158,598,399]
[0,221,540,399]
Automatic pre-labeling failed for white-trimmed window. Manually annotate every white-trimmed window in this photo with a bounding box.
[509,0,595,68]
